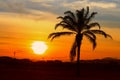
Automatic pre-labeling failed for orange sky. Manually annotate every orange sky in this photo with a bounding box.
[0,0,120,61]
[0,14,120,61]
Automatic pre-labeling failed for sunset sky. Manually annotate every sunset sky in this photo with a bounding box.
[0,0,120,61]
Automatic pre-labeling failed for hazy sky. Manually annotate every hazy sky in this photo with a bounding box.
[0,0,120,61]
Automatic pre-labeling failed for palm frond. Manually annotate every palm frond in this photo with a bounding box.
[56,16,78,32]
[56,16,77,31]
[64,11,75,19]
[76,8,85,18]
[57,16,71,23]
[91,30,112,39]
[76,9,84,23]
[48,32,75,41]
[84,33,97,50]
[83,30,96,39]
[84,6,89,18]
[85,12,97,24]
[70,40,77,61]
[87,22,101,29]
[64,16,76,25]
[55,22,77,32]
[57,16,64,19]
[55,23,75,31]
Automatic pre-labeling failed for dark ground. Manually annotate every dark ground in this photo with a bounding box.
[0,56,120,80]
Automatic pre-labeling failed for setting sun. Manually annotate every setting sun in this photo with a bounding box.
[31,41,48,55]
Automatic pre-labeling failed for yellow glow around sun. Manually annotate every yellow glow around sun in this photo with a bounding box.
[31,41,48,55]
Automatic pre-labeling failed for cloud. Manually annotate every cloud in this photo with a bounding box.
[0,0,119,15]
[0,0,120,28]
[26,9,57,21]
[31,0,55,2]
[62,0,117,9]
[0,0,58,21]
[0,0,30,15]
[30,0,55,8]
[90,2,117,9]
[41,3,53,7]
[62,0,88,9]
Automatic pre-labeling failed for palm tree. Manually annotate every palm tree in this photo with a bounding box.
[48,6,112,76]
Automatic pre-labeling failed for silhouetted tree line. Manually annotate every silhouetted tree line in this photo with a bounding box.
[0,56,120,67]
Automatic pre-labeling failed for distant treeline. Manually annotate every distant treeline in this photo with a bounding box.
[0,56,120,71]
[0,56,120,65]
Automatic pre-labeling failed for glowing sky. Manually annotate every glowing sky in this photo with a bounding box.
[0,0,120,61]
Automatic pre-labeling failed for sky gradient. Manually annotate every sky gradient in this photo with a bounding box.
[0,0,120,61]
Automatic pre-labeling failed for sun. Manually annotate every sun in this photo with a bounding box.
[31,41,48,55]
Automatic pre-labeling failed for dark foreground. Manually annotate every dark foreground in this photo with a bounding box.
[0,57,120,80]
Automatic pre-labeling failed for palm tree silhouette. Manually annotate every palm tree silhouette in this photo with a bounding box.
[48,6,112,76]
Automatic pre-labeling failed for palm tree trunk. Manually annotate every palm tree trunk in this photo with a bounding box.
[76,34,83,76]
[76,41,81,76]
